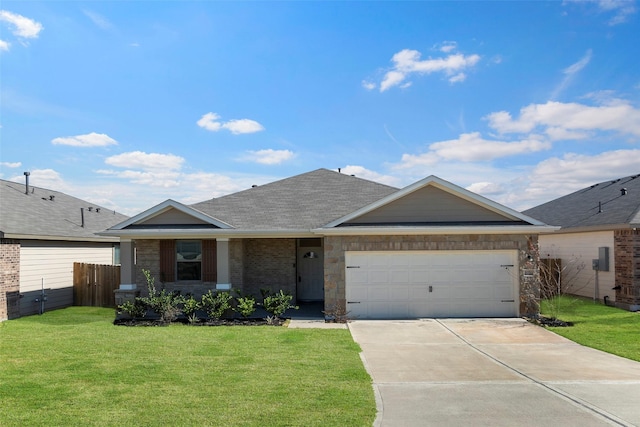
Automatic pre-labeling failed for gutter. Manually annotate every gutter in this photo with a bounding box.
[3,233,121,243]
[313,225,560,236]
[98,225,559,239]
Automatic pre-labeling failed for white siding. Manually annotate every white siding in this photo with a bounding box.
[19,240,115,315]
[539,231,615,302]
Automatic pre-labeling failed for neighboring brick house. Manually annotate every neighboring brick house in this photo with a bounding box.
[101,169,555,319]
[0,176,127,320]
[524,174,640,311]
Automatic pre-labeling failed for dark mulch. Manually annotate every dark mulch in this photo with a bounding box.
[527,315,573,327]
[113,317,286,327]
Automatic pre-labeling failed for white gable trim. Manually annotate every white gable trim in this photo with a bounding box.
[322,175,547,228]
[108,199,234,230]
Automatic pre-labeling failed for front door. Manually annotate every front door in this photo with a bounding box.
[297,241,324,301]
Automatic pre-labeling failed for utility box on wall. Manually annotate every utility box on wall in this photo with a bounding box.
[598,246,609,271]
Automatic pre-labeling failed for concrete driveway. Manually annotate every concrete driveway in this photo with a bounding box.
[348,319,640,427]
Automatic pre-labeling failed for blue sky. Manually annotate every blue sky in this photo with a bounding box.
[1,1,639,216]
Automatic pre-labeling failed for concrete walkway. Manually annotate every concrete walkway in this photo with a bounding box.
[349,319,640,427]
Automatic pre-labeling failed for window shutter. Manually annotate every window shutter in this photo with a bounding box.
[159,240,176,283]
[202,239,217,282]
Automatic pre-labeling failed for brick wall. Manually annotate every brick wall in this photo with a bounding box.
[324,234,540,316]
[0,239,21,321]
[133,238,297,300]
[614,229,640,310]
[242,238,296,299]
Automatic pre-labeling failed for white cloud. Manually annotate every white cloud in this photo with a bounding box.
[448,73,466,84]
[241,149,294,165]
[396,132,551,168]
[438,41,458,53]
[431,132,551,161]
[0,39,9,51]
[564,0,637,25]
[378,48,481,92]
[104,151,184,171]
[1,161,21,168]
[0,10,43,39]
[51,132,118,147]
[223,119,265,135]
[466,181,506,197]
[340,165,401,187]
[197,112,264,134]
[83,10,113,30]
[551,49,592,100]
[485,99,640,139]
[10,168,67,192]
[361,80,376,90]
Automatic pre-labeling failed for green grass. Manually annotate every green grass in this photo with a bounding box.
[541,296,640,362]
[0,307,376,426]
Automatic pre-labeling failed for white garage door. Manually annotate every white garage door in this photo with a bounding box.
[345,250,519,319]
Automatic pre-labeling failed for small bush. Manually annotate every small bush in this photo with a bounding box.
[235,295,257,318]
[138,269,184,322]
[117,300,146,318]
[201,291,233,320]
[262,290,297,319]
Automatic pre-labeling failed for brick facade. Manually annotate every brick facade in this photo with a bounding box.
[242,238,296,298]
[614,229,640,310]
[133,238,297,300]
[323,234,540,316]
[0,239,21,321]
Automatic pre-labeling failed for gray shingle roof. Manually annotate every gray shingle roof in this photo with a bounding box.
[0,179,128,241]
[190,168,398,230]
[523,174,640,229]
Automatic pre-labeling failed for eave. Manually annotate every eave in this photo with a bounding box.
[313,225,559,236]
[98,228,318,239]
[2,232,120,243]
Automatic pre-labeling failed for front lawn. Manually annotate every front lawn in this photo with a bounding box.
[541,296,640,362]
[0,307,376,426]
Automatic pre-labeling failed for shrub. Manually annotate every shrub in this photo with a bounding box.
[182,295,201,316]
[117,300,146,318]
[234,294,257,318]
[201,291,233,320]
[138,269,184,322]
[262,290,298,319]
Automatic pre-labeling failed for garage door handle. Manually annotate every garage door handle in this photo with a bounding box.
[501,300,515,302]
[346,266,360,269]
[347,301,360,304]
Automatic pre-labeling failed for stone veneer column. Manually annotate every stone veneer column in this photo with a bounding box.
[0,239,21,321]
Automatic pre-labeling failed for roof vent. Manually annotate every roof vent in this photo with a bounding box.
[621,188,628,196]
[88,207,93,212]
[251,185,258,188]
[24,171,30,195]
[96,208,100,213]
[49,195,55,201]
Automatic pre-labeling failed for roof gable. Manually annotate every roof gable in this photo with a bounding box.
[110,200,233,230]
[325,175,545,228]
[524,174,640,229]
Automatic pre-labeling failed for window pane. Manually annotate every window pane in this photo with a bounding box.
[176,240,202,280]
[177,262,202,281]
[177,240,202,261]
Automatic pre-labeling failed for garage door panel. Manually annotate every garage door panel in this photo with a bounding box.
[346,250,519,319]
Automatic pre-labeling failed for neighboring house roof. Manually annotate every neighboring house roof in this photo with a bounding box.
[102,168,554,238]
[523,174,640,231]
[0,178,128,242]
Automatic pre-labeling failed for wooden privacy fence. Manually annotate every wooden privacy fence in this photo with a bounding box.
[73,262,121,308]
